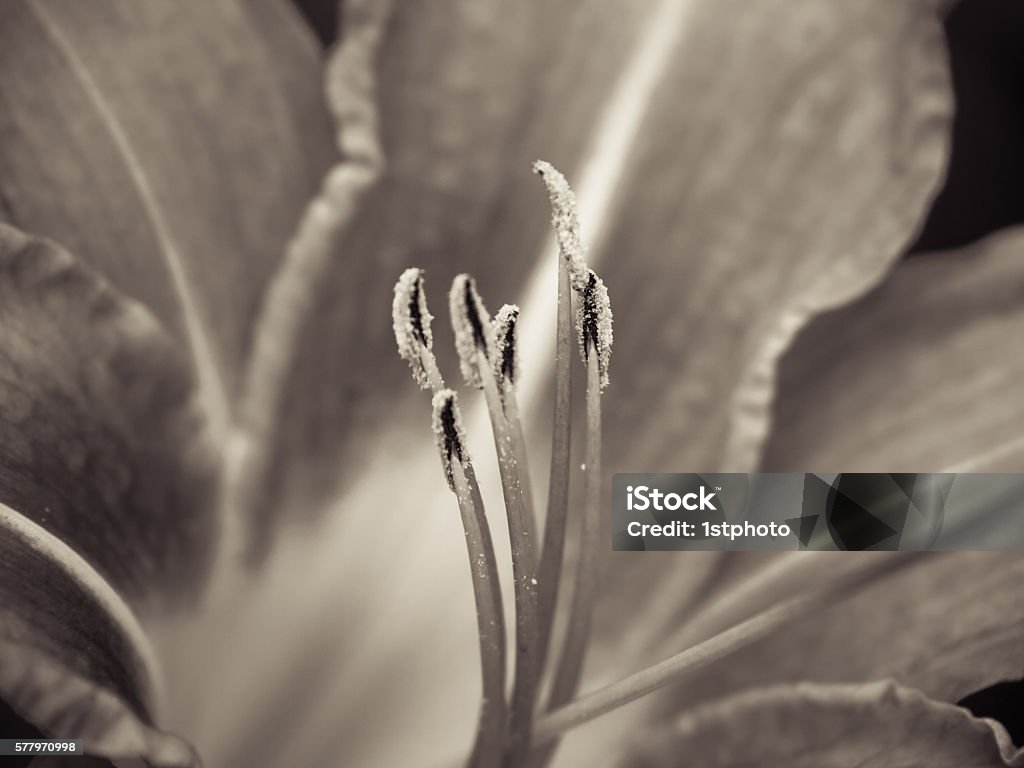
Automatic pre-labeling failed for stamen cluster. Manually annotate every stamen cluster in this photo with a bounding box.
[391,161,613,768]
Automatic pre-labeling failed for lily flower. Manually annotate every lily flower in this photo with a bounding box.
[0,1,1021,767]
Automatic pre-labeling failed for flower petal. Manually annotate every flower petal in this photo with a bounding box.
[0,224,218,605]
[637,553,1024,718]
[765,225,1024,471]
[0,223,214,759]
[611,680,1023,767]
[0,0,336,431]
[1,504,196,767]
[598,0,952,473]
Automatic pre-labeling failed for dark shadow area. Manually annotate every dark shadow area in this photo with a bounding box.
[0,698,42,768]
[911,0,1024,253]
[959,678,1024,747]
[291,0,338,47]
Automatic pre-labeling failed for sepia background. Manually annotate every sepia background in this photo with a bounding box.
[1,1,1023,766]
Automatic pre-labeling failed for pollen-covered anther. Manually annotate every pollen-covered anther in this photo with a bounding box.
[533,160,590,293]
[577,269,613,391]
[449,274,494,389]
[492,304,520,386]
[392,268,436,389]
[431,389,470,492]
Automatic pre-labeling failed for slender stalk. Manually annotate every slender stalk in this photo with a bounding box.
[503,380,539,544]
[548,347,603,708]
[531,553,933,746]
[534,252,574,675]
[530,346,603,768]
[452,458,509,767]
[493,304,539,544]
[432,391,508,766]
[479,351,541,765]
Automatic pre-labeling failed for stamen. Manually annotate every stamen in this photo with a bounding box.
[432,389,466,493]
[431,390,508,766]
[533,161,590,292]
[545,337,605,707]
[531,554,933,746]
[531,163,575,720]
[392,268,445,391]
[450,274,494,389]
[447,272,541,759]
[577,270,613,391]
[492,305,540,556]
[465,294,541,762]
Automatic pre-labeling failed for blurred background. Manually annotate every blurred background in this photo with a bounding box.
[290,0,1024,254]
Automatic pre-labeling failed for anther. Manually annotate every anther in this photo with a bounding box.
[533,160,590,293]
[449,274,493,388]
[493,304,520,386]
[577,269,613,391]
[392,268,439,390]
[431,389,467,492]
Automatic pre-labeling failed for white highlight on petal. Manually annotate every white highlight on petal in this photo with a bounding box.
[512,0,695,421]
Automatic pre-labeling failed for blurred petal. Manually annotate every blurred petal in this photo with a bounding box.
[599,0,952,473]
[0,224,218,604]
[0,0,336,431]
[765,225,1024,471]
[0,223,213,758]
[637,553,1024,716]
[613,681,1023,767]
[1,505,196,767]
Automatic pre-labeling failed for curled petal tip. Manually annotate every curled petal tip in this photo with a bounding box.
[449,274,493,389]
[392,267,434,389]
